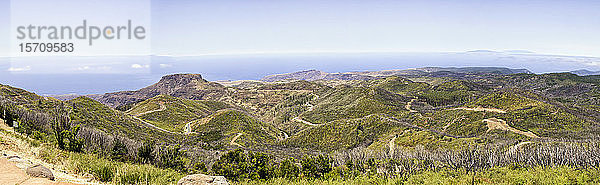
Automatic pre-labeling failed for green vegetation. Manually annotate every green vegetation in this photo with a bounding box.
[235,167,600,185]
[467,92,540,111]
[128,95,232,132]
[286,114,401,151]
[300,86,409,124]
[3,68,600,184]
[372,76,431,96]
[67,96,173,141]
[39,146,184,184]
[193,110,279,147]
[212,149,276,181]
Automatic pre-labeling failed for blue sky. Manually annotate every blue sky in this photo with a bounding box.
[2,0,600,57]
[150,0,600,57]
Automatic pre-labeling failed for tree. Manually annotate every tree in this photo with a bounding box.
[51,103,83,152]
[190,161,207,174]
[5,110,14,127]
[0,103,5,119]
[212,149,275,181]
[158,144,186,171]
[301,155,332,179]
[138,141,155,164]
[276,157,300,178]
[111,138,128,162]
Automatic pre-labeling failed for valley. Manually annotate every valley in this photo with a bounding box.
[2,67,600,184]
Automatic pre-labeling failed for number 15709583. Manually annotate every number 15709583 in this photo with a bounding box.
[19,43,74,52]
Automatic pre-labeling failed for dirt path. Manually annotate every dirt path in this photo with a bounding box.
[230,133,243,147]
[405,98,418,113]
[508,141,534,153]
[452,107,506,113]
[282,132,289,140]
[183,120,199,135]
[292,117,319,126]
[305,94,319,112]
[125,102,176,134]
[388,135,397,156]
[130,116,176,134]
[0,121,98,185]
[135,102,166,117]
[483,118,539,138]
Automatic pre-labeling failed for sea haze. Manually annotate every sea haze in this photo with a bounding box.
[1,51,599,95]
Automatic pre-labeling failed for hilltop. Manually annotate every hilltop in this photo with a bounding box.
[89,74,227,108]
[126,95,233,132]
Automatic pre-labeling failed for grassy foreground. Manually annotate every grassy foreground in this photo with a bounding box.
[0,124,185,184]
[236,166,600,185]
[40,146,185,184]
[4,120,600,185]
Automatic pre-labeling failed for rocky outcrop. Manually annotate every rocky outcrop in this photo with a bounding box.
[26,164,55,180]
[90,74,227,108]
[2,154,55,181]
[177,174,229,185]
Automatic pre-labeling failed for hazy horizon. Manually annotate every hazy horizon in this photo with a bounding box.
[1,51,599,95]
[2,0,600,95]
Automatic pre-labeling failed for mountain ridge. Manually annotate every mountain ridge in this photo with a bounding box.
[88,74,226,108]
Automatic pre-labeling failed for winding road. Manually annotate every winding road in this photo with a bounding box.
[184,120,199,135]
[484,118,539,138]
[230,133,243,147]
[135,102,166,117]
[131,116,176,134]
[389,135,397,156]
[127,102,176,134]
[291,93,321,126]
[292,117,319,126]
[451,107,506,113]
[405,98,418,113]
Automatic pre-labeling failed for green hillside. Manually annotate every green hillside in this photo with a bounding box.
[192,109,280,148]
[68,96,177,141]
[127,95,232,132]
[300,86,410,124]
[3,68,600,184]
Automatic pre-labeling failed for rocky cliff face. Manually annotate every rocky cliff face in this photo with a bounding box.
[261,70,378,82]
[90,74,226,108]
[261,67,531,82]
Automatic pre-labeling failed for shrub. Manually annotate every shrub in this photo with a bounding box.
[276,157,300,178]
[300,155,332,179]
[157,144,186,172]
[212,149,275,181]
[138,141,155,164]
[5,110,15,127]
[52,104,84,152]
[190,161,207,174]
[92,163,115,182]
[112,138,129,162]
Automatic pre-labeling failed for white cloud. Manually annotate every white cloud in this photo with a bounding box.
[159,64,172,68]
[76,66,91,71]
[8,66,31,72]
[583,61,600,67]
[131,64,149,69]
[74,66,112,72]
